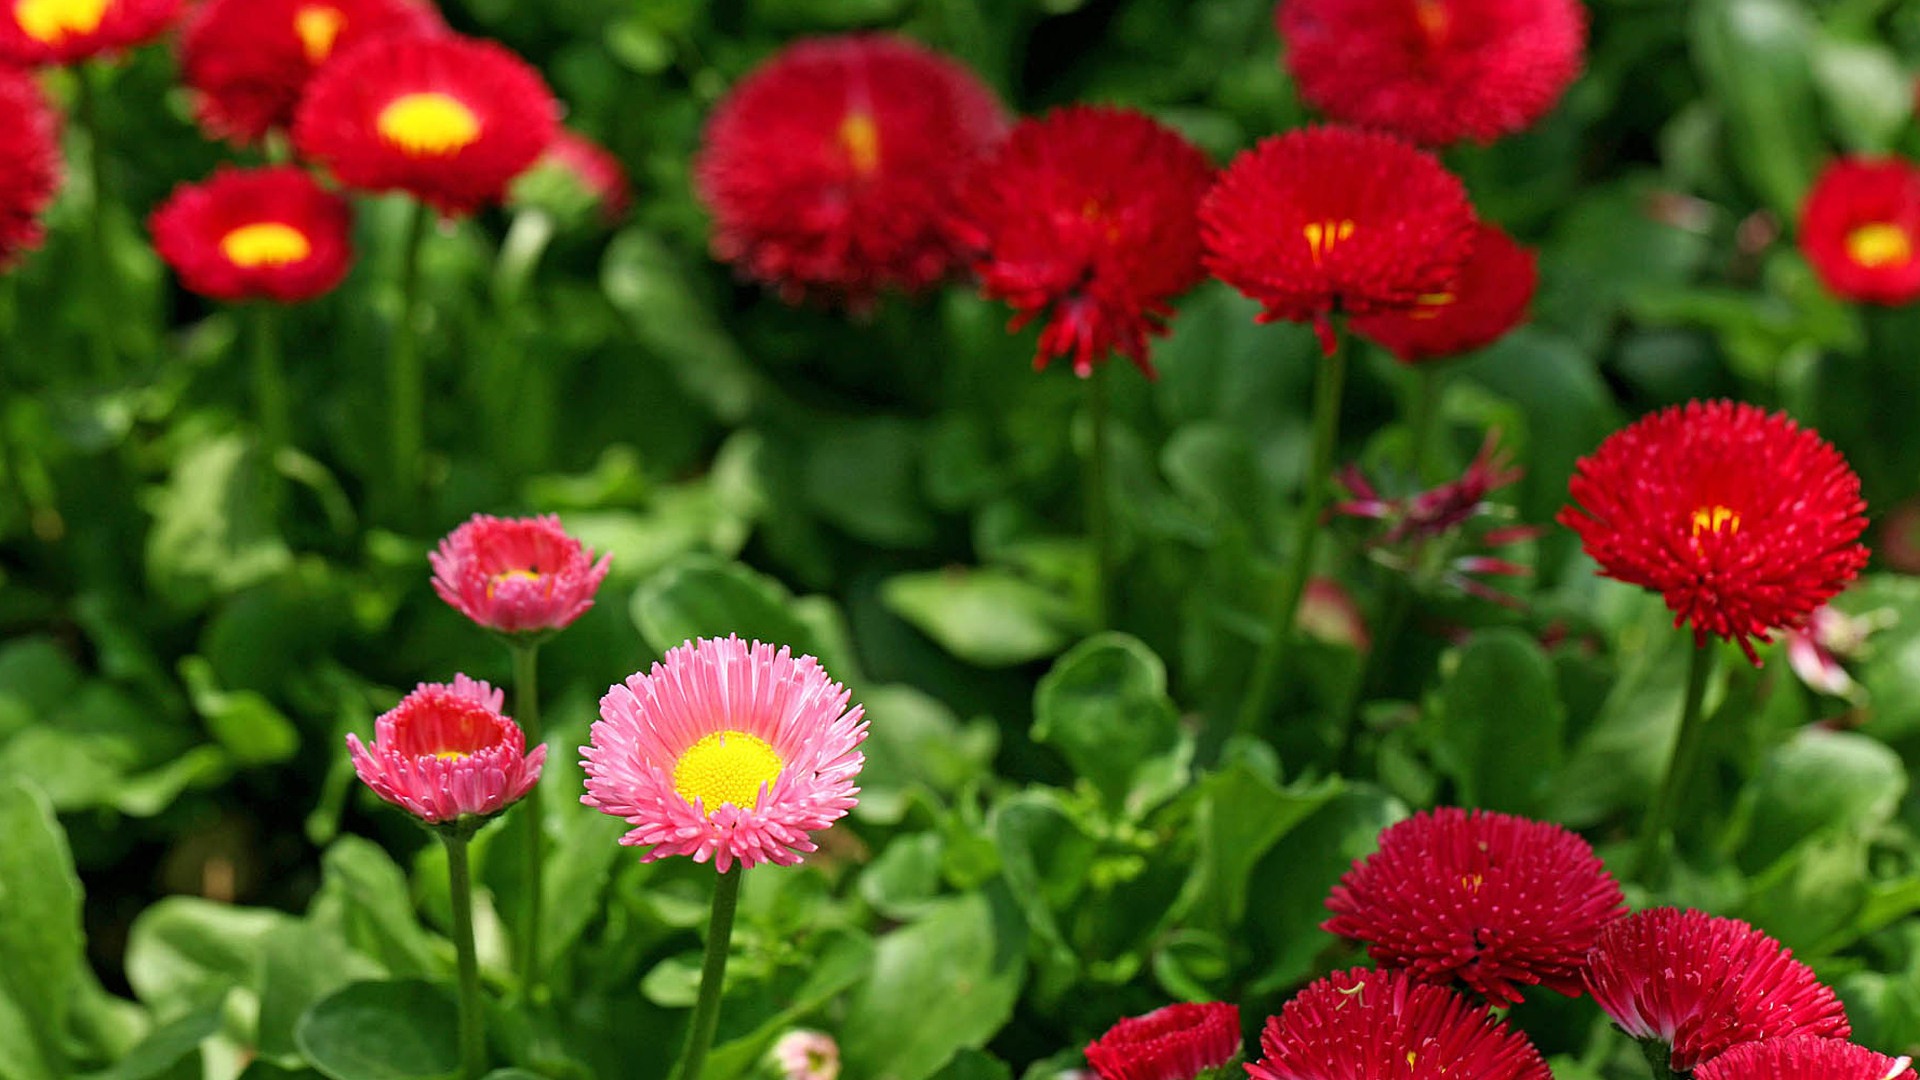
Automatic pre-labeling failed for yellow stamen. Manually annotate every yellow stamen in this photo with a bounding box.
[1460,872,1484,894]
[433,750,469,761]
[1410,291,1456,320]
[293,4,347,66]
[838,111,881,177]
[673,730,784,811]
[485,567,545,599]
[376,92,482,158]
[1413,0,1451,44]
[1691,505,1741,537]
[1847,222,1912,270]
[220,223,312,269]
[1303,219,1356,266]
[16,0,110,44]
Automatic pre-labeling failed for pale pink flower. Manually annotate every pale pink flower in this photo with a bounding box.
[346,675,546,825]
[1786,604,1891,701]
[430,513,611,636]
[773,1030,841,1080]
[580,636,867,873]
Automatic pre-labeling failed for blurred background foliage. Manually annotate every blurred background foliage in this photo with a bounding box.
[9,0,1920,1077]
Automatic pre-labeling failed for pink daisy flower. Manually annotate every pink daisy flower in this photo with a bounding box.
[580,637,867,873]
[773,1030,841,1080]
[346,674,545,826]
[429,513,612,637]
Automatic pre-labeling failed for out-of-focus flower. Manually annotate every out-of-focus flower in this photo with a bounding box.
[293,32,558,217]
[1277,0,1587,147]
[695,33,1005,304]
[581,637,867,873]
[1559,400,1869,664]
[1298,577,1370,651]
[1694,1036,1915,1080]
[1800,157,1920,305]
[772,1030,840,1080]
[150,165,354,303]
[0,65,61,270]
[1584,907,1850,1074]
[1083,1002,1241,1080]
[1785,604,1893,701]
[1200,125,1476,354]
[508,129,631,225]
[1349,222,1536,363]
[346,674,545,826]
[0,0,178,66]
[429,513,611,638]
[955,104,1213,379]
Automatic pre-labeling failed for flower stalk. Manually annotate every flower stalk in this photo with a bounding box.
[1635,640,1716,882]
[509,638,545,997]
[670,867,745,1080]
[441,827,487,1080]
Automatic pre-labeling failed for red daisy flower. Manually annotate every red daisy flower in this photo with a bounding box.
[1799,157,1920,305]
[293,33,559,217]
[150,165,354,303]
[694,33,1006,305]
[346,674,544,826]
[1584,908,1850,1074]
[1277,0,1588,147]
[1323,807,1623,1005]
[1695,1037,1915,1080]
[0,0,178,66]
[1085,1003,1242,1080]
[1350,222,1536,363]
[179,0,443,145]
[510,129,632,225]
[0,65,61,270]
[1200,125,1476,354]
[1247,968,1551,1080]
[430,513,612,637]
[955,105,1214,379]
[1558,400,1869,664]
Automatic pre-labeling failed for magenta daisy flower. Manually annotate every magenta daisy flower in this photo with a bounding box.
[580,637,867,873]
[430,513,612,637]
[346,674,545,826]
[1695,1037,1915,1080]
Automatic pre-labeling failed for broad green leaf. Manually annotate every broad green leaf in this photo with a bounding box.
[144,434,292,610]
[125,898,290,1022]
[1436,629,1566,814]
[1691,0,1823,215]
[1810,35,1910,153]
[631,556,823,664]
[803,417,936,549]
[1737,728,1905,874]
[882,569,1078,668]
[0,780,84,1080]
[1246,786,1408,993]
[295,981,460,1080]
[991,789,1100,973]
[1178,765,1342,930]
[180,656,299,765]
[74,1000,222,1080]
[601,230,760,423]
[855,684,997,824]
[255,923,385,1066]
[308,837,441,979]
[1032,634,1183,814]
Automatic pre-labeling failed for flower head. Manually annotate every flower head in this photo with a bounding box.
[956,105,1213,379]
[178,0,443,145]
[150,166,354,303]
[1584,908,1850,1073]
[1200,125,1476,354]
[293,32,558,217]
[0,0,178,66]
[1558,401,1869,664]
[1799,157,1920,305]
[772,1030,841,1080]
[1323,807,1623,1005]
[581,636,867,873]
[508,128,631,226]
[346,674,545,825]
[1247,967,1551,1080]
[694,33,1006,305]
[429,513,611,637]
[1786,604,1892,701]
[1695,1037,1915,1080]
[1350,222,1536,363]
[0,65,60,271]
[1278,0,1587,147]
[1084,1002,1241,1080]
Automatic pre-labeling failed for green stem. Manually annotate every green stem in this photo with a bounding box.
[510,640,544,997]
[388,201,432,525]
[1635,641,1716,883]
[669,868,745,1080]
[73,66,120,379]
[1236,330,1349,735]
[1333,579,1412,772]
[1639,1038,1678,1080]
[1408,365,1445,486]
[441,830,487,1080]
[249,304,289,510]
[1084,365,1115,630]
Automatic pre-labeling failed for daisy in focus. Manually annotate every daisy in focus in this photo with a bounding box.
[150,166,354,303]
[346,674,545,826]
[1084,1002,1241,1080]
[1693,1036,1915,1080]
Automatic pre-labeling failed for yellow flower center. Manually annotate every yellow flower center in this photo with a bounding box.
[1413,0,1451,45]
[293,3,346,66]
[220,223,312,269]
[433,750,470,761]
[377,92,482,158]
[15,0,110,43]
[1846,222,1912,270]
[485,567,545,598]
[838,111,881,177]
[1409,291,1456,320]
[1303,219,1356,266]
[672,730,783,811]
[1459,872,1484,894]
[1691,505,1741,537]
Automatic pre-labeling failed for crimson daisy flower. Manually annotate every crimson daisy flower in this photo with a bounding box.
[1085,1003,1241,1080]
[150,165,354,303]
[1248,968,1551,1080]
[694,33,1006,305]
[1200,125,1476,354]
[955,105,1214,379]
[0,65,61,271]
[1695,1037,1915,1080]
[293,32,559,217]
[1558,400,1869,664]
[1585,908,1850,1074]
[346,674,545,826]
[0,0,178,66]
[1350,222,1536,363]
[179,0,443,145]
[1799,157,1920,305]
[1323,807,1623,1005]
[1278,0,1587,147]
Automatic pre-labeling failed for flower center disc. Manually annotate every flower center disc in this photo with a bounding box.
[837,112,881,177]
[221,222,312,268]
[673,730,783,811]
[1691,504,1741,537]
[1847,222,1912,270]
[1410,291,1456,320]
[1303,219,1356,266]
[293,4,346,65]
[377,92,482,158]
[16,0,110,43]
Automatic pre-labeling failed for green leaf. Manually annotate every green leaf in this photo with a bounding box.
[294,981,460,1080]
[1810,34,1911,153]
[931,1050,1014,1080]
[180,656,299,766]
[991,790,1100,972]
[855,684,998,824]
[1178,765,1343,930]
[1031,634,1184,814]
[601,230,761,423]
[803,417,936,549]
[255,923,385,1066]
[124,897,290,1022]
[143,434,292,610]
[1691,0,1823,215]
[1436,630,1566,815]
[74,1001,222,1080]
[631,556,824,664]
[0,780,84,1080]
[1246,786,1408,993]
[308,837,441,979]
[1738,729,1905,874]
[882,569,1078,668]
